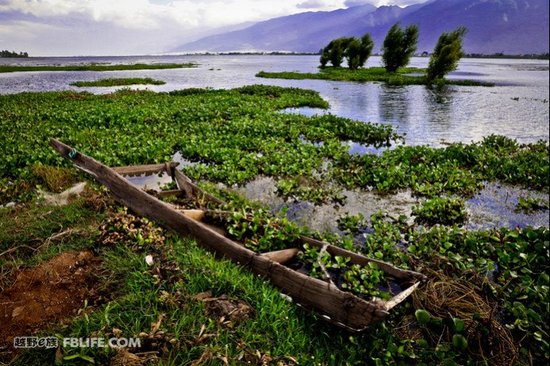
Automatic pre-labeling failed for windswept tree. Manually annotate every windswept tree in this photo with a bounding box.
[358,33,374,66]
[345,38,362,70]
[427,27,467,81]
[382,23,419,72]
[320,38,351,68]
[320,33,374,70]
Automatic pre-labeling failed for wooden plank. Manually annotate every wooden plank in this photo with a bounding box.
[50,138,387,331]
[261,248,300,264]
[174,169,223,205]
[156,189,182,198]
[178,208,226,236]
[384,282,421,311]
[180,209,206,221]
[113,162,179,176]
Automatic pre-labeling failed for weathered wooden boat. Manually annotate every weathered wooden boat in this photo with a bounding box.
[51,138,426,332]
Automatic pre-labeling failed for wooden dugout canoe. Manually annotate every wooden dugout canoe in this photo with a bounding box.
[50,138,425,332]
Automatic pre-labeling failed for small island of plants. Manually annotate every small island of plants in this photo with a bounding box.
[0,62,196,73]
[71,77,166,87]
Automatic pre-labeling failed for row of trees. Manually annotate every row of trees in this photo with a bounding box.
[319,24,467,81]
[320,34,374,70]
[0,50,29,58]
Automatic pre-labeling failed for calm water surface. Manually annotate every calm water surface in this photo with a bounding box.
[1,55,548,146]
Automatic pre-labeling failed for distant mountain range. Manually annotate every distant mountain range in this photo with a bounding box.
[173,0,549,55]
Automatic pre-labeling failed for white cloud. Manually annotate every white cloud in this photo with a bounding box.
[297,0,332,9]
[344,0,372,7]
[0,0,429,55]
[1,0,345,29]
[361,0,428,6]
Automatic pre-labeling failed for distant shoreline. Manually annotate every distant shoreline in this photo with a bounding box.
[167,52,550,60]
[0,63,197,74]
[3,52,548,60]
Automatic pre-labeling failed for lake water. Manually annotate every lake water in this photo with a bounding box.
[1,55,548,229]
[1,55,548,146]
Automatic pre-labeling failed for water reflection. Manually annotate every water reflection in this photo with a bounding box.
[378,84,410,124]
[423,86,453,142]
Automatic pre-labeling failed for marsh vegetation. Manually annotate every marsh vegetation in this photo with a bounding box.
[0,63,196,73]
[71,78,166,87]
[0,85,548,365]
[257,67,494,86]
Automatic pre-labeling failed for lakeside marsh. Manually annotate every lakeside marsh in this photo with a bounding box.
[0,85,548,365]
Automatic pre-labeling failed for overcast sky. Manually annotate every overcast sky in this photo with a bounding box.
[0,0,428,56]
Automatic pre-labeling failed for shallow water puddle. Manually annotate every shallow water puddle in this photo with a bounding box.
[239,176,419,232]
[240,176,549,233]
[124,152,198,191]
[126,172,173,192]
[124,159,548,232]
[466,182,549,230]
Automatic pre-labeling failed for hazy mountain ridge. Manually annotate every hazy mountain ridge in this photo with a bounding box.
[174,0,549,54]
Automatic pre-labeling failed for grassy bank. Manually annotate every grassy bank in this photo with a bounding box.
[0,63,196,73]
[0,86,548,364]
[3,186,548,365]
[257,67,495,87]
[71,78,166,87]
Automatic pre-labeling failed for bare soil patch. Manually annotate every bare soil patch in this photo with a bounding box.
[0,251,103,360]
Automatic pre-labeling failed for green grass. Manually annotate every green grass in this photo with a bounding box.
[0,195,104,295]
[0,205,415,365]
[0,63,196,73]
[257,66,495,86]
[71,78,166,87]
[2,202,401,365]
[0,199,101,261]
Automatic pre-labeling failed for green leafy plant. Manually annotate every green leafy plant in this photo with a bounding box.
[412,197,467,226]
[516,196,549,213]
[298,244,391,300]
[225,207,304,252]
[337,213,367,234]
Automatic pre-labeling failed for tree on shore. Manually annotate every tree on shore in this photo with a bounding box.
[358,34,374,66]
[320,33,374,70]
[0,50,29,58]
[382,23,419,72]
[427,27,467,81]
[320,38,351,68]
